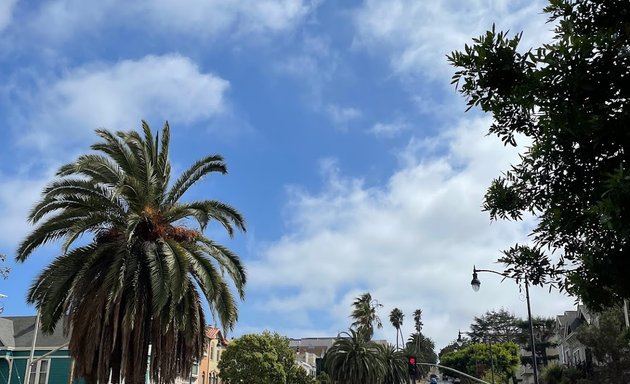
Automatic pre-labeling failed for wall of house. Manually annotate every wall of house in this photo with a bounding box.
[196,337,224,384]
[0,349,76,384]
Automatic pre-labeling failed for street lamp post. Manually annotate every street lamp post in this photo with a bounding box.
[470,266,539,384]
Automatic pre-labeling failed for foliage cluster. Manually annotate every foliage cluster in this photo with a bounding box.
[440,309,559,382]
[218,331,316,384]
[449,0,630,308]
[440,341,520,381]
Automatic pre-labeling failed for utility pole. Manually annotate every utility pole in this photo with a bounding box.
[25,311,41,384]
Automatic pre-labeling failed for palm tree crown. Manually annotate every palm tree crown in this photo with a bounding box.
[413,308,423,332]
[324,328,384,384]
[350,292,383,340]
[17,122,246,384]
[389,308,404,350]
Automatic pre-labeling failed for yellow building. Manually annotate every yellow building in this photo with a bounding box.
[196,327,228,384]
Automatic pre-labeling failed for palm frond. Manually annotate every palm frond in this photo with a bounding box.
[92,129,139,177]
[56,154,124,185]
[164,155,227,207]
[195,238,246,298]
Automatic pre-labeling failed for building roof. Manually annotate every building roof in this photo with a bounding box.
[556,310,578,329]
[289,337,388,347]
[0,316,69,349]
[289,337,388,357]
[205,326,228,346]
[0,318,14,347]
[289,338,337,349]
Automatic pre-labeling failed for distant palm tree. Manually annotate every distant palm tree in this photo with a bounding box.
[413,308,423,333]
[378,343,408,384]
[17,122,246,384]
[350,292,383,340]
[405,333,438,365]
[325,328,384,384]
[389,308,404,350]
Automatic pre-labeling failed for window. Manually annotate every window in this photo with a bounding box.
[210,344,215,361]
[29,359,50,384]
[191,363,199,377]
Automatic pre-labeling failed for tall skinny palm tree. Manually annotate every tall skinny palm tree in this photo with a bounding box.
[17,122,246,384]
[389,308,404,350]
[413,308,423,333]
[350,292,383,340]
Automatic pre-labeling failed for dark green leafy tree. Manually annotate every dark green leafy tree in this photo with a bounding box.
[515,317,558,368]
[315,372,332,384]
[350,292,383,341]
[438,341,460,361]
[577,306,630,384]
[440,342,520,381]
[17,122,246,384]
[324,328,384,384]
[389,308,404,350]
[541,363,586,384]
[469,309,521,343]
[449,0,630,307]
[218,332,308,384]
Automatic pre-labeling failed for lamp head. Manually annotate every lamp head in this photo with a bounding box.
[471,266,481,292]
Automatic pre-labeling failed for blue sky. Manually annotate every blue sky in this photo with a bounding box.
[0,0,576,351]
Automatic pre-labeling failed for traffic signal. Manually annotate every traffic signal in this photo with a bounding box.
[407,356,418,378]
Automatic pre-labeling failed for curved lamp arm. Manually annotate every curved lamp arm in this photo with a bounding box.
[471,266,510,292]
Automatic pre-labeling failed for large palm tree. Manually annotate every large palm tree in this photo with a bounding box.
[378,343,407,384]
[350,292,383,340]
[17,122,246,384]
[389,308,404,350]
[324,328,384,384]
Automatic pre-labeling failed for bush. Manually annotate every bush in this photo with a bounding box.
[542,363,589,384]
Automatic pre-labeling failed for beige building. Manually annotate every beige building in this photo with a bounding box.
[195,327,228,384]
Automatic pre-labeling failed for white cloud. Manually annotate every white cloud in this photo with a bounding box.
[369,120,410,137]
[0,0,17,32]
[353,0,552,81]
[18,54,230,150]
[30,0,316,41]
[248,116,575,349]
[275,35,339,103]
[0,176,47,247]
[326,104,362,125]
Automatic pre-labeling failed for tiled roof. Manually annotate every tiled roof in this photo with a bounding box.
[205,327,221,339]
[205,326,228,345]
